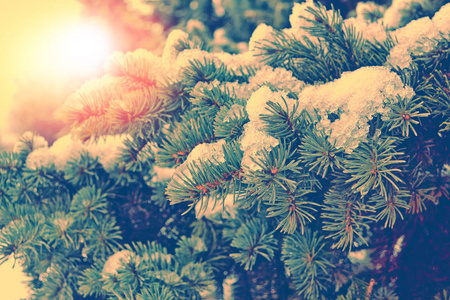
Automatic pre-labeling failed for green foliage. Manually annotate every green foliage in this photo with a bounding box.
[230,218,277,270]
[2,1,450,299]
[343,137,405,200]
[322,185,375,251]
[299,129,345,178]
[255,1,394,84]
[282,229,333,299]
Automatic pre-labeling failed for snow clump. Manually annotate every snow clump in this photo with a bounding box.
[249,66,305,94]
[297,66,415,152]
[195,193,238,219]
[248,23,275,55]
[386,2,450,70]
[162,29,189,63]
[173,139,227,182]
[102,250,133,277]
[26,134,86,171]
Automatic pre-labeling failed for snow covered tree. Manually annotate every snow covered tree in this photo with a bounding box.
[1,0,449,299]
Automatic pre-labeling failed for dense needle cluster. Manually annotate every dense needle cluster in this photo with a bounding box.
[0,1,449,299]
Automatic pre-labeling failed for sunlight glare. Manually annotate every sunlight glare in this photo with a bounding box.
[50,21,113,76]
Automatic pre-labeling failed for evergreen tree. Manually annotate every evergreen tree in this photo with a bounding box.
[1,1,450,299]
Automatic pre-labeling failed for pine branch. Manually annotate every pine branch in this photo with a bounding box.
[189,80,235,117]
[214,100,249,141]
[166,140,243,212]
[181,58,230,87]
[155,112,216,167]
[343,137,405,201]
[105,50,160,91]
[281,228,333,300]
[371,186,410,228]
[299,128,345,178]
[383,95,430,137]
[260,96,308,140]
[322,185,375,251]
[230,218,277,271]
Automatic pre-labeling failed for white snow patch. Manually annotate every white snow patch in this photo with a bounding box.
[195,193,238,219]
[162,29,189,63]
[249,66,305,94]
[248,23,275,56]
[344,18,388,43]
[87,134,129,171]
[102,250,133,277]
[297,66,415,152]
[13,132,48,153]
[240,122,279,171]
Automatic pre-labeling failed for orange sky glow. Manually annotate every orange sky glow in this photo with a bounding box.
[0,0,115,147]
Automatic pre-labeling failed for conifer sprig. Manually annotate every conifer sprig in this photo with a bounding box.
[213,101,249,141]
[299,129,345,178]
[322,187,375,251]
[230,218,277,271]
[166,141,244,213]
[282,229,333,300]
[260,97,306,140]
[343,137,405,201]
[383,95,430,137]
[156,113,216,167]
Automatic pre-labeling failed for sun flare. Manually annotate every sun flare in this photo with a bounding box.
[49,21,113,76]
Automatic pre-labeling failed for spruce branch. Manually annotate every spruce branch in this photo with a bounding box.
[299,128,345,178]
[105,51,159,91]
[241,143,303,209]
[406,172,436,214]
[190,81,235,117]
[83,216,122,260]
[383,95,430,137]
[282,228,333,300]
[418,70,450,132]
[37,268,77,300]
[214,101,249,141]
[156,112,216,167]
[166,140,243,212]
[181,58,230,87]
[413,33,450,73]
[0,217,46,265]
[70,187,108,224]
[63,151,106,188]
[106,88,169,138]
[227,64,258,84]
[322,187,375,251]
[61,79,120,140]
[116,136,153,173]
[45,212,79,249]
[78,258,107,298]
[230,218,277,271]
[266,190,318,234]
[13,132,47,161]
[137,284,176,300]
[260,96,306,140]
[0,152,23,180]
[371,187,410,228]
[343,137,405,201]
[256,30,339,83]
[173,35,211,54]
